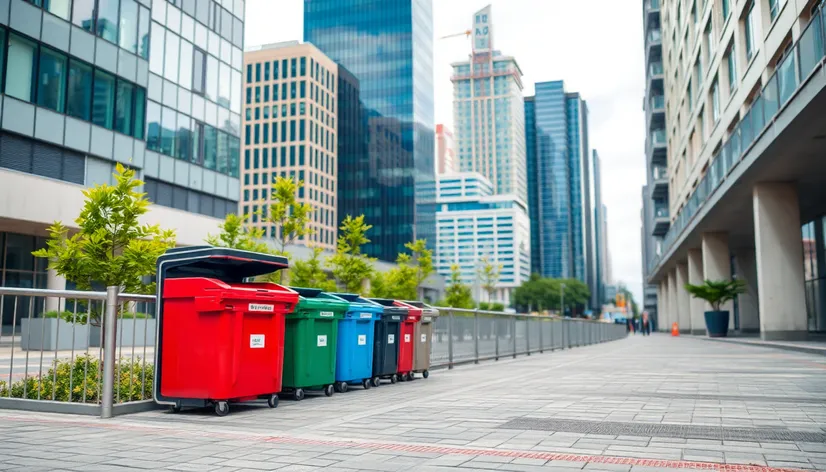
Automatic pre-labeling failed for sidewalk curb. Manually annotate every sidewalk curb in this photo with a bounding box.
[699,336,826,357]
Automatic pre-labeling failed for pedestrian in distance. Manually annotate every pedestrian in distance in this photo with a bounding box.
[641,311,651,336]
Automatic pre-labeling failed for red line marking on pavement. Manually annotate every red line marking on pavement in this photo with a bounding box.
[0,413,810,472]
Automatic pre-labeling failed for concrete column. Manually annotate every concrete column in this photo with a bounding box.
[687,248,706,335]
[45,268,66,313]
[656,282,664,331]
[675,262,690,334]
[667,269,677,332]
[753,183,808,340]
[733,249,760,333]
[702,232,733,333]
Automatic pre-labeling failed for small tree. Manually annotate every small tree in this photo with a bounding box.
[206,213,269,253]
[371,239,433,300]
[684,279,746,311]
[443,264,474,309]
[478,256,502,305]
[263,176,314,256]
[328,215,375,294]
[290,246,336,291]
[33,164,176,324]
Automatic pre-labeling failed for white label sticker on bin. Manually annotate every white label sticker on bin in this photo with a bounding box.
[388,334,395,344]
[391,316,400,321]
[320,311,334,317]
[250,334,265,348]
[404,334,411,343]
[357,334,367,345]
[360,313,372,319]
[249,304,274,312]
[420,334,427,343]
[423,317,432,322]
[317,335,327,347]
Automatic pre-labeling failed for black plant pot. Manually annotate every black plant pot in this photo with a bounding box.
[704,311,729,337]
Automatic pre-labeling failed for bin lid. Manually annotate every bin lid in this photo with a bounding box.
[331,293,383,319]
[157,246,289,283]
[393,300,422,321]
[402,300,439,320]
[289,287,349,317]
[368,298,408,321]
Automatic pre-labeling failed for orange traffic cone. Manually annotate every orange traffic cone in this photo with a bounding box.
[671,322,679,337]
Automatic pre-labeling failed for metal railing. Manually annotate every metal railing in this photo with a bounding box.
[650,5,826,277]
[429,308,627,369]
[0,288,628,417]
[0,286,155,418]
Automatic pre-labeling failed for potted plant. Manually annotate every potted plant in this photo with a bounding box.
[684,279,746,337]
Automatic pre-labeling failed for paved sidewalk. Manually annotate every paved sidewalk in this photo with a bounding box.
[0,334,825,471]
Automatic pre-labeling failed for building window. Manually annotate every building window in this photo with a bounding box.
[192,48,206,94]
[281,59,288,79]
[92,70,116,129]
[726,43,737,93]
[255,63,261,82]
[264,62,270,81]
[769,0,785,21]
[96,0,119,43]
[246,64,252,84]
[37,46,67,113]
[290,58,296,77]
[300,57,306,76]
[6,33,37,102]
[694,57,703,87]
[711,77,720,123]
[73,0,95,33]
[114,80,135,135]
[67,59,93,120]
[704,21,715,60]
[118,0,139,54]
[744,3,757,62]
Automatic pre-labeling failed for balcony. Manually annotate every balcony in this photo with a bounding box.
[650,165,668,199]
[649,61,663,77]
[652,205,670,237]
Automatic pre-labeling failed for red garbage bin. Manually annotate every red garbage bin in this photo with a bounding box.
[394,300,422,382]
[154,247,298,416]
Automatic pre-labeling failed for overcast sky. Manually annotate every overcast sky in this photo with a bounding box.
[245,0,646,303]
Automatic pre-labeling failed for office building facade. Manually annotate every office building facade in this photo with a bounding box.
[649,0,826,338]
[303,0,435,262]
[525,81,597,307]
[436,123,456,174]
[641,0,667,327]
[435,172,530,305]
[451,6,526,203]
[0,0,244,332]
[242,41,338,251]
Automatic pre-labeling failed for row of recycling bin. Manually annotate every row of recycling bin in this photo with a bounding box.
[152,247,439,416]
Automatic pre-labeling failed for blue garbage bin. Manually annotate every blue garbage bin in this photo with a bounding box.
[330,293,382,391]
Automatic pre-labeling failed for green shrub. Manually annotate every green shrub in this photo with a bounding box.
[0,354,153,403]
[41,311,75,319]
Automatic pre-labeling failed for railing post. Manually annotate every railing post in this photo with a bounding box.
[473,309,479,364]
[561,318,566,349]
[101,286,119,419]
[447,309,454,369]
[526,317,530,356]
[539,317,544,353]
[512,316,517,358]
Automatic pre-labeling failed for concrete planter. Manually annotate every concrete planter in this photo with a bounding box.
[90,319,156,348]
[20,319,90,351]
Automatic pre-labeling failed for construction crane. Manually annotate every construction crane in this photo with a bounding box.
[439,29,472,40]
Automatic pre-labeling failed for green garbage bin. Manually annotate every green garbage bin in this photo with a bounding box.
[281,287,348,401]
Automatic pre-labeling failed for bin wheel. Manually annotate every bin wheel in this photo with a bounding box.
[423,370,429,379]
[293,388,305,401]
[390,374,398,384]
[267,394,279,409]
[324,384,334,397]
[214,401,230,417]
[170,405,181,413]
[362,379,371,390]
[406,372,414,381]
[339,381,349,393]
[371,376,381,387]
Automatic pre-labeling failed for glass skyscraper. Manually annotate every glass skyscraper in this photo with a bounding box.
[526,81,595,302]
[303,0,435,262]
